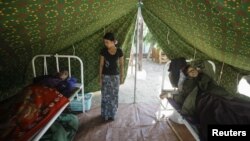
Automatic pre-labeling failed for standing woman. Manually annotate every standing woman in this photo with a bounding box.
[99,32,124,121]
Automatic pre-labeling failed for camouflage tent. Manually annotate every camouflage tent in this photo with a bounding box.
[0,0,249,101]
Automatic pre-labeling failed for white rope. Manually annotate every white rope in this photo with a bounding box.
[190,48,197,66]
[167,28,170,45]
[193,48,197,61]
[218,62,225,84]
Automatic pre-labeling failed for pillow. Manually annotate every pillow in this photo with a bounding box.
[67,77,77,88]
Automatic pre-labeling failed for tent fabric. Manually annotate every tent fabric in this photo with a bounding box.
[142,0,250,71]
[0,0,137,101]
[142,0,250,94]
[24,11,137,94]
[0,0,250,100]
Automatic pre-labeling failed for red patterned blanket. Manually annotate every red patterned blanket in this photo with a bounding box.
[0,85,69,141]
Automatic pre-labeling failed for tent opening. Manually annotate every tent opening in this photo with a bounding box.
[238,75,250,97]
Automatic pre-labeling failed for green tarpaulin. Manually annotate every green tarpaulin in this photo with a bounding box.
[0,0,249,101]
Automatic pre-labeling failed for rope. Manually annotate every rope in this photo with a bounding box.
[190,48,197,66]
[218,62,225,84]
[193,48,197,61]
[72,45,75,56]
[167,28,170,45]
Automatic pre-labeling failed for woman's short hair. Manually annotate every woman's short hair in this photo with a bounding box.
[103,32,115,41]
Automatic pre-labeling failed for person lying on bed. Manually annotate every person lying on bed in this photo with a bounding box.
[172,64,231,120]
[33,70,77,98]
[172,65,205,107]
[178,65,250,141]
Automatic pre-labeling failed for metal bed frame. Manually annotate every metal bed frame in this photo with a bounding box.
[30,54,84,141]
[161,60,199,141]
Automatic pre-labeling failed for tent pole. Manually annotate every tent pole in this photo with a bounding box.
[138,11,143,71]
[134,0,143,104]
[134,25,137,104]
[134,5,139,104]
[131,14,137,104]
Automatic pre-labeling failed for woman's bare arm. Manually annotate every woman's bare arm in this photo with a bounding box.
[99,56,104,85]
[119,56,124,84]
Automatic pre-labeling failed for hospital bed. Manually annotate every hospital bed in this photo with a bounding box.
[0,54,84,141]
[30,54,85,141]
[161,59,216,141]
